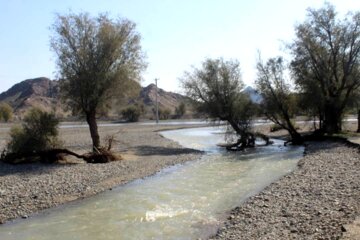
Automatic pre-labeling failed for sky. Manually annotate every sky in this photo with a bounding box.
[0,0,360,94]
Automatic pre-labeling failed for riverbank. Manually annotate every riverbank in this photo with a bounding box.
[212,140,360,239]
[1,120,359,239]
[0,124,203,224]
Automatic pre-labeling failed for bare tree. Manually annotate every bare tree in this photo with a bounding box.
[182,58,266,150]
[290,3,360,133]
[51,12,146,150]
[256,56,303,144]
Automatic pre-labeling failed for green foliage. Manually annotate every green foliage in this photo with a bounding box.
[290,3,360,133]
[182,58,255,148]
[122,105,141,122]
[51,12,146,115]
[256,56,302,143]
[0,103,13,122]
[51,12,146,149]
[7,108,60,154]
[174,102,186,118]
[159,108,171,120]
[182,58,245,120]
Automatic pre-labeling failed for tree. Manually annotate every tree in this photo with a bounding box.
[256,56,303,144]
[175,102,186,118]
[297,82,325,130]
[0,103,13,122]
[121,105,141,122]
[182,58,264,150]
[290,3,360,133]
[159,108,171,120]
[51,12,146,151]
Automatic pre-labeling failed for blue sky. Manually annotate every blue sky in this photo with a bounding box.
[0,0,359,93]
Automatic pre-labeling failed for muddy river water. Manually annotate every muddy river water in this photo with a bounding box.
[0,126,303,239]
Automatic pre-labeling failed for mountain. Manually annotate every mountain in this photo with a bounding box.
[139,83,188,110]
[0,77,65,117]
[0,78,190,119]
[243,86,262,104]
[1,78,263,119]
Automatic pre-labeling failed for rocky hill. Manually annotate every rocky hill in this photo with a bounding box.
[0,77,64,118]
[139,83,188,109]
[0,78,190,119]
[0,77,260,120]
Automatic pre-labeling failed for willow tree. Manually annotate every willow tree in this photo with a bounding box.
[51,13,146,150]
[256,57,303,144]
[182,58,265,150]
[291,3,360,133]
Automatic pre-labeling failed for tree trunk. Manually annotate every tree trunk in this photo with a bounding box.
[357,109,360,133]
[285,122,303,145]
[319,110,323,130]
[289,131,303,145]
[86,111,100,151]
[323,103,342,133]
[282,113,303,145]
[227,119,252,150]
[313,115,317,130]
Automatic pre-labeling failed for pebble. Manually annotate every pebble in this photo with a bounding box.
[212,141,360,239]
[0,126,203,224]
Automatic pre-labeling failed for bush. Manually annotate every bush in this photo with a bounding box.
[7,108,61,154]
[121,106,141,122]
[0,103,13,122]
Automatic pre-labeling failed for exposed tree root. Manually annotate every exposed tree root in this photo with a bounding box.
[218,132,273,151]
[0,148,121,164]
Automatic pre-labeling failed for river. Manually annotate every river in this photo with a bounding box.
[0,126,303,239]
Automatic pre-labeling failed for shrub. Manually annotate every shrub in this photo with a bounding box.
[0,103,13,122]
[7,108,61,154]
[121,106,141,122]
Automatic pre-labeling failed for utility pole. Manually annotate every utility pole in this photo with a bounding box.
[155,78,159,124]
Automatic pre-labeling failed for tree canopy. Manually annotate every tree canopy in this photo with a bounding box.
[182,58,264,150]
[291,3,360,133]
[51,12,146,150]
[256,56,302,144]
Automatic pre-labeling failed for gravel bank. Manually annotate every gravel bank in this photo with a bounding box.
[212,141,360,239]
[0,124,203,224]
